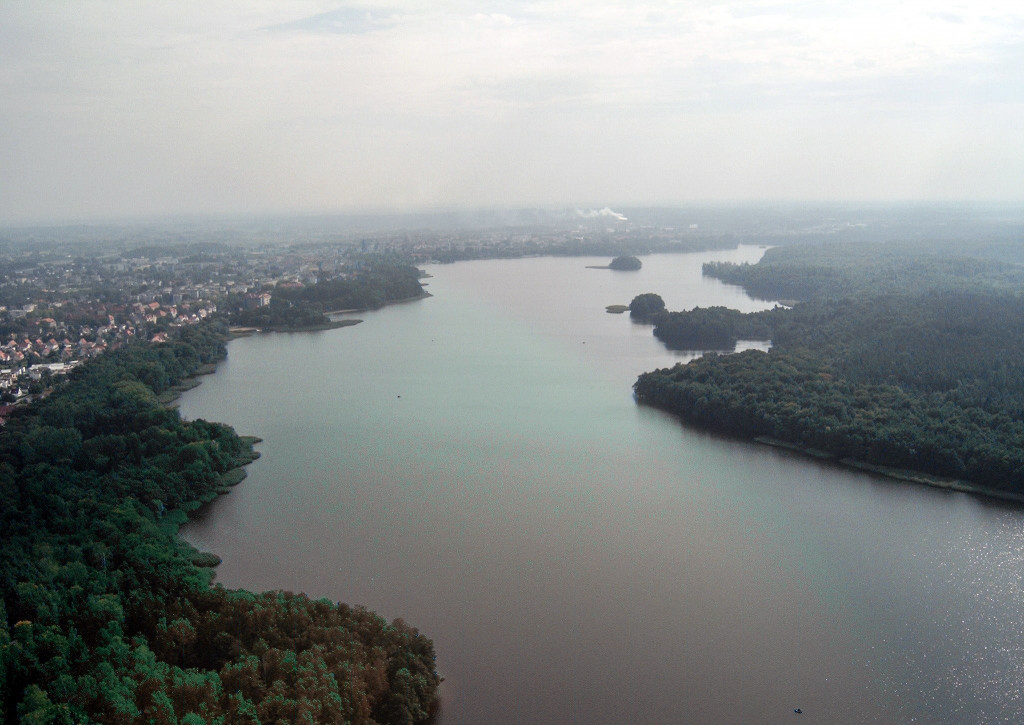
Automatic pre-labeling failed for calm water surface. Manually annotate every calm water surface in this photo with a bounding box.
[180,249,1024,723]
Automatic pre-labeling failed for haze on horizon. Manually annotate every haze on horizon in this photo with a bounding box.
[1,1,1022,225]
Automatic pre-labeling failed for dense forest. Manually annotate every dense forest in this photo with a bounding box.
[232,259,425,331]
[702,240,1024,301]
[0,321,439,723]
[648,305,773,350]
[635,242,1024,495]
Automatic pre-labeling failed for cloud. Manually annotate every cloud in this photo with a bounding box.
[262,6,397,35]
[0,1,1022,222]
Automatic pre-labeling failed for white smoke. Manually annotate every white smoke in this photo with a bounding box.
[575,207,628,222]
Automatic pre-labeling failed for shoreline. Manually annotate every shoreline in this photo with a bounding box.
[228,290,434,335]
[159,361,219,406]
[754,436,1024,505]
[326,289,434,316]
[173,291,432,538]
[169,347,264,569]
[229,318,363,335]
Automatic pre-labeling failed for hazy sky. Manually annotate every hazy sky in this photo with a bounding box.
[1,1,1022,223]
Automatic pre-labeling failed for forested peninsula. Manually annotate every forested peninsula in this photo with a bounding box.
[230,258,426,332]
[0,321,439,724]
[634,241,1024,497]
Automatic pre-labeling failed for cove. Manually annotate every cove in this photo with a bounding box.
[179,248,1024,723]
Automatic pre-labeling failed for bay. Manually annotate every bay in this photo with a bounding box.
[179,248,1024,723]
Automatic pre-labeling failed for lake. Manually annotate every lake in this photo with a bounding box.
[179,248,1024,723]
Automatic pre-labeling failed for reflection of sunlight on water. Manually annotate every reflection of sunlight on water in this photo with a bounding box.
[947,519,1024,721]
[878,514,1024,723]
[662,339,773,363]
[735,339,771,353]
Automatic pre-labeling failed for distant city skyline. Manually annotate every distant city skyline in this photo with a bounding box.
[2,1,1022,224]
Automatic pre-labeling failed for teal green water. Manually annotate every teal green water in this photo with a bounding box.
[180,249,1024,723]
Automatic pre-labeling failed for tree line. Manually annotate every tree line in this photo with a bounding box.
[1,321,439,723]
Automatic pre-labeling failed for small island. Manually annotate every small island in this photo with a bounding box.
[628,293,666,320]
[609,255,642,271]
